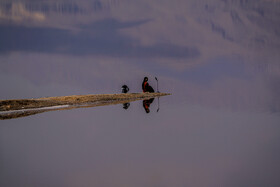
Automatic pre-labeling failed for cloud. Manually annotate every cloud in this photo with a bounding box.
[0,19,200,59]
[0,2,45,22]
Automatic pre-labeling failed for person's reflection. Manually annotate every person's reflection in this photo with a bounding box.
[142,98,154,113]
[123,103,130,110]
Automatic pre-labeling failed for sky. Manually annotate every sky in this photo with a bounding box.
[0,0,279,111]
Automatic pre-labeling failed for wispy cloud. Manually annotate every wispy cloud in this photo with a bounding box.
[0,19,200,59]
[0,2,45,22]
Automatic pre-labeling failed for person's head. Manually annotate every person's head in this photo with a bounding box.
[144,77,148,82]
[122,85,129,93]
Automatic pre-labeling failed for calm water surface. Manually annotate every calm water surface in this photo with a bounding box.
[1,0,280,187]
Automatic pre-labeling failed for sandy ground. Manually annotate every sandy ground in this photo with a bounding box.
[0,93,170,120]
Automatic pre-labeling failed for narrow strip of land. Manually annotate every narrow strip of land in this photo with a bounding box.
[0,93,170,120]
[0,92,170,112]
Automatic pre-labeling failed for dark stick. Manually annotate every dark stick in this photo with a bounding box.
[155,77,160,112]
[155,77,159,93]
[157,97,160,112]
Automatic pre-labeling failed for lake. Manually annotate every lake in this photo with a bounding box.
[1,0,280,187]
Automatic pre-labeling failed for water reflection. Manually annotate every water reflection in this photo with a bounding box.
[142,98,154,113]
[122,102,130,110]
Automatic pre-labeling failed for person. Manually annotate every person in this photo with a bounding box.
[121,85,129,93]
[142,77,154,93]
